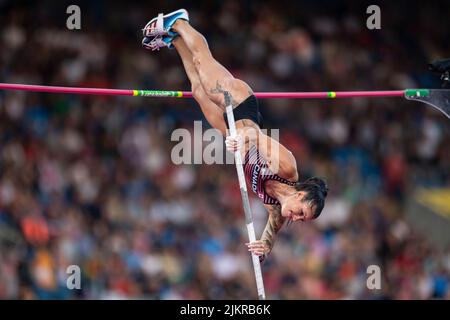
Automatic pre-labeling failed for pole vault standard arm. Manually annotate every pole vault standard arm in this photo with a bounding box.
[405,89,450,120]
[223,91,266,300]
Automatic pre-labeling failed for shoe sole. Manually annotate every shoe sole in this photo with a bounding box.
[143,9,188,37]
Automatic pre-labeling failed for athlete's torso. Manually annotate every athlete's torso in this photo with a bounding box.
[243,144,296,205]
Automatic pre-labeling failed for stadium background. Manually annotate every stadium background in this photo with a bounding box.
[0,0,449,299]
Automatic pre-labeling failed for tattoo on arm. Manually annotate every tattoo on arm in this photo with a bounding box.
[210,81,239,107]
[261,205,286,253]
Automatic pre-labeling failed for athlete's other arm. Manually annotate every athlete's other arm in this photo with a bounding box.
[227,127,298,180]
[246,204,286,261]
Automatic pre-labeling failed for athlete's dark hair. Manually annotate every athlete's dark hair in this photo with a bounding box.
[294,177,328,219]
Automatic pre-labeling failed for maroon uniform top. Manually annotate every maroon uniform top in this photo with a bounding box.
[243,145,296,205]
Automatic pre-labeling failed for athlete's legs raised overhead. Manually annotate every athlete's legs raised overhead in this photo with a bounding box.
[172,19,253,109]
[173,37,227,135]
[142,9,260,134]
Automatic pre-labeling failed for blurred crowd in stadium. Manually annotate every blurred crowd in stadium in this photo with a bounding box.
[0,0,449,299]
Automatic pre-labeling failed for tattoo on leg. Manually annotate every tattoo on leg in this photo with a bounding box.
[210,80,239,107]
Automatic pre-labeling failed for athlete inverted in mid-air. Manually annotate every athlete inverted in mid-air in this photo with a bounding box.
[142,9,328,261]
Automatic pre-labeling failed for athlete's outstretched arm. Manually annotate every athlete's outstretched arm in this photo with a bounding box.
[247,205,286,261]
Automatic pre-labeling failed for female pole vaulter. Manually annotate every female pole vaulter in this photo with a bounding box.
[142,9,328,262]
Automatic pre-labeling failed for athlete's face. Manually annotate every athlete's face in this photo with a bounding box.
[281,191,316,222]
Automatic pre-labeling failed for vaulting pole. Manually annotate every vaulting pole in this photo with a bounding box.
[223,91,266,300]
